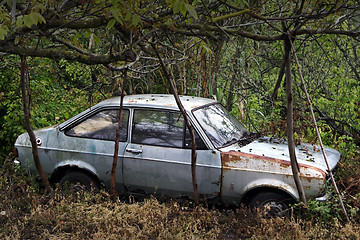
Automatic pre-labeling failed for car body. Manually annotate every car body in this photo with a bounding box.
[14,94,340,213]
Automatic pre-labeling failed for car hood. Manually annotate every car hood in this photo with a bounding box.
[221,136,340,172]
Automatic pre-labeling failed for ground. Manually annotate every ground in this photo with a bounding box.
[1,156,360,239]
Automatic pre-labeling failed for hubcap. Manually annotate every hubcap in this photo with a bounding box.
[70,181,87,192]
[260,200,287,218]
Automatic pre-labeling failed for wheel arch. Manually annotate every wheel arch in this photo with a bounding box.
[50,161,101,187]
[241,186,297,205]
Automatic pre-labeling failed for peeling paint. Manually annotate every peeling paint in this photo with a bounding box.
[220,150,327,203]
[221,151,326,178]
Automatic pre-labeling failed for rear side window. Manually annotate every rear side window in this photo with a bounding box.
[65,109,129,141]
[131,109,207,149]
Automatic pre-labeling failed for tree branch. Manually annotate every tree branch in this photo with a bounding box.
[41,31,90,55]
[0,45,134,64]
[294,29,359,38]
[212,9,251,22]
[46,16,107,30]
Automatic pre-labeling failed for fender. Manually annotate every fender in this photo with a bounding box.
[53,159,98,178]
[241,179,299,201]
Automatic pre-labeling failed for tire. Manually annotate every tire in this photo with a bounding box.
[248,191,292,218]
[59,171,99,192]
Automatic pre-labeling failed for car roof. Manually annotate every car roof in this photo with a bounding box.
[92,94,217,111]
[58,94,217,130]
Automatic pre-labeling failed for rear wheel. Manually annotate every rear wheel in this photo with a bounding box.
[248,191,292,218]
[60,171,99,192]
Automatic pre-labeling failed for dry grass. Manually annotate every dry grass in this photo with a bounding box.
[1,157,360,239]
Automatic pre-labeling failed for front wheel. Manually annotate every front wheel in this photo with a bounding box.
[59,171,99,192]
[248,191,293,218]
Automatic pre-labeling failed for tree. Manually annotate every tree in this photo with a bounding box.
[20,55,52,193]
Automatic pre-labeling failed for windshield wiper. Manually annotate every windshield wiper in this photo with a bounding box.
[223,138,239,146]
[222,132,260,148]
[237,132,261,147]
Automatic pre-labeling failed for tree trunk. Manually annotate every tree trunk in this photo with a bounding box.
[271,56,286,102]
[226,73,236,111]
[152,44,199,206]
[210,41,223,97]
[284,38,307,204]
[110,73,126,202]
[289,37,349,221]
[20,56,52,193]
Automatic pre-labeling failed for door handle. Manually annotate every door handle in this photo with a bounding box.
[126,148,143,154]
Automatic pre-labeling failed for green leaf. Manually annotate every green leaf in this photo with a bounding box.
[185,4,198,19]
[180,1,187,16]
[110,8,123,25]
[34,12,46,24]
[173,0,182,14]
[28,12,46,25]
[93,34,100,44]
[16,16,24,27]
[32,2,45,13]
[70,34,78,43]
[125,11,131,21]
[110,7,119,18]
[84,29,91,38]
[132,15,140,26]
[0,25,8,40]
[106,18,116,29]
[23,15,34,28]
[30,12,39,25]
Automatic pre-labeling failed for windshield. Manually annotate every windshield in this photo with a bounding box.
[193,103,249,148]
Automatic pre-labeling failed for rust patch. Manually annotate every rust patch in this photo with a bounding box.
[220,151,326,178]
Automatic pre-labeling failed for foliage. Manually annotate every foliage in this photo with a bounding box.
[0,56,104,162]
[220,33,360,146]
[0,1,358,142]
[298,192,360,223]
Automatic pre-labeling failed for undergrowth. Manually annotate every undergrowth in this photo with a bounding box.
[1,152,360,239]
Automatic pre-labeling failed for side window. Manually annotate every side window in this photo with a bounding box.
[131,109,207,149]
[132,109,183,147]
[65,109,129,141]
[184,127,207,150]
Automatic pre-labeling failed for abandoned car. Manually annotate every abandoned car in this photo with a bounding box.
[14,94,340,215]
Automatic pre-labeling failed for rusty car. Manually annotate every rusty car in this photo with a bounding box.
[14,94,340,216]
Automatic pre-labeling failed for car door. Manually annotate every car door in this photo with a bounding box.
[123,108,221,199]
[59,108,130,192]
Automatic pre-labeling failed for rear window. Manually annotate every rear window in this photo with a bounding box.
[65,109,129,141]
